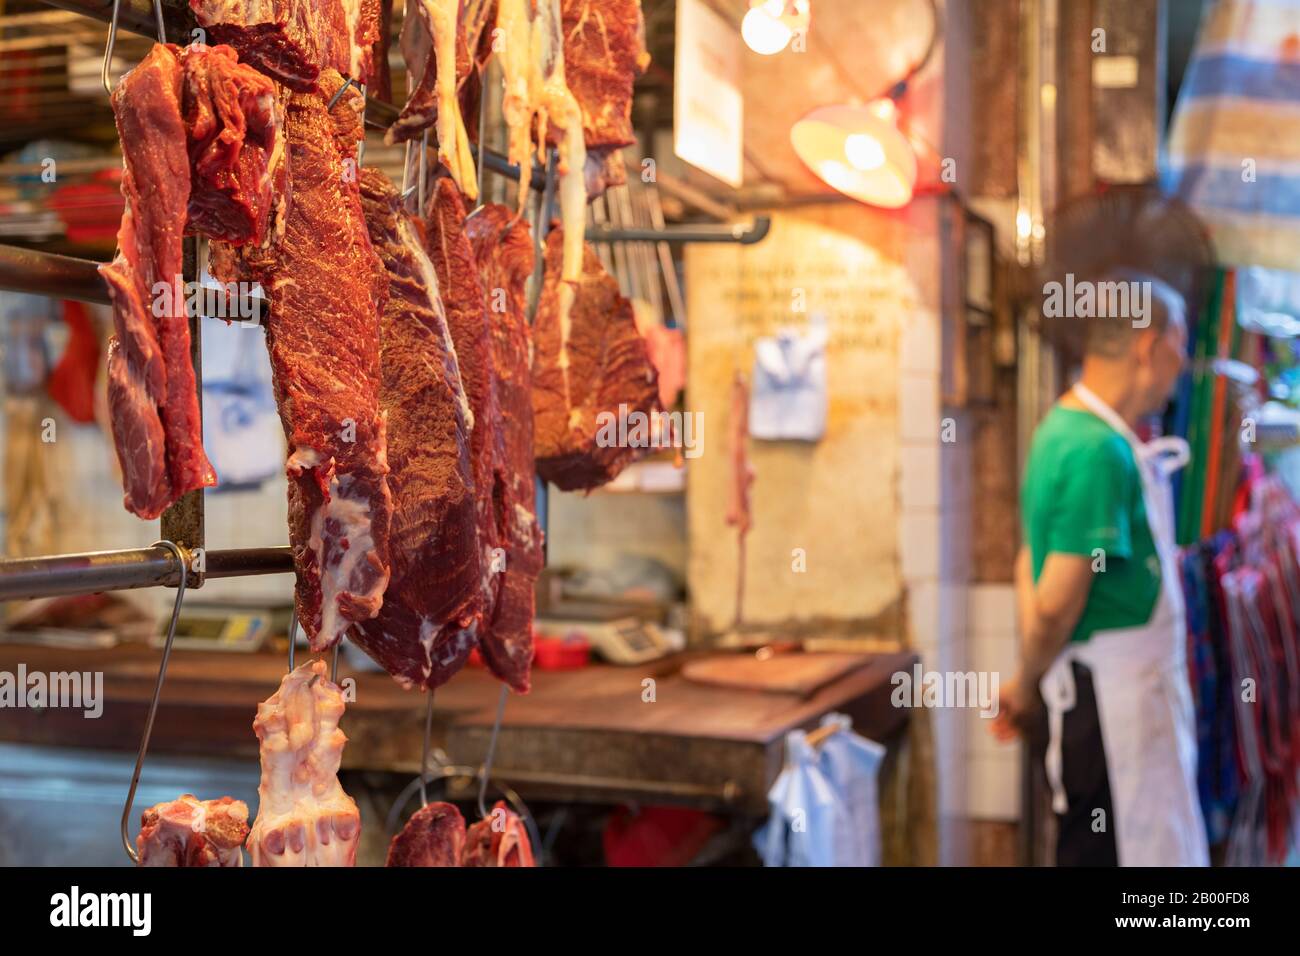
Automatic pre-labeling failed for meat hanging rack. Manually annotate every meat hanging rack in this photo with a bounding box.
[0,0,771,604]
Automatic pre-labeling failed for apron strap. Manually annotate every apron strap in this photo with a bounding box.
[1040,652,1079,815]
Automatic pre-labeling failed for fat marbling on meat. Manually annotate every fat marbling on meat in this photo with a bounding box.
[240,71,392,653]
[351,168,482,691]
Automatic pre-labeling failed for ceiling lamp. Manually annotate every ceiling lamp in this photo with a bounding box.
[741,0,811,56]
[790,99,917,209]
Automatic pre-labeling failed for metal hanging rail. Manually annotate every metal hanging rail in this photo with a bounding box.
[0,546,292,601]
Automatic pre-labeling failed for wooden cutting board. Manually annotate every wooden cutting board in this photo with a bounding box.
[681,652,873,698]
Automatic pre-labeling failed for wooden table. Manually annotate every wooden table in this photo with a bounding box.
[0,642,915,816]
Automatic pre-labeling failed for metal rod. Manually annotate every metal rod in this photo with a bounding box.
[101,0,122,95]
[477,685,509,819]
[418,690,434,808]
[0,545,292,601]
[286,608,297,673]
[586,216,773,245]
[43,0,192,42]
[0,244,111,304]
[120,539,188,863]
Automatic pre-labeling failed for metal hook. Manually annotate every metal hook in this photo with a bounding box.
[327,76,357,110]
[475,76,489,208]
[417,130,429,214]
[418,690,435,808]
[330,640,341,684]
[357,83,369,167]
[102,0,167,96]
[120,539,189,863]
[286,607,297,672]
[477,684,509,819]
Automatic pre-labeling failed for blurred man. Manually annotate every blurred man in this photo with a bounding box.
[992,270,1209,867]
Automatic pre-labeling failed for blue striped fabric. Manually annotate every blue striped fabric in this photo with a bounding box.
[1161,0,1300,269]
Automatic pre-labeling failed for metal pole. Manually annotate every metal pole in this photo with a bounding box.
[0,546,292,601]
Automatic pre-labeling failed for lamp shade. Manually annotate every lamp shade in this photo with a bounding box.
[790,100,917,208]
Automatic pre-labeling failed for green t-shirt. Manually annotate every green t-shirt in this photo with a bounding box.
[1021,405,1162,643]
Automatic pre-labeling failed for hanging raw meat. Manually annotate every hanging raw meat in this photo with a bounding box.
[180,43,286,247]
[238,71,392,652]
[556,0,650,196]
[247,661,361,866]
[461,801,536,866]
[189,0,384,92]
[136,794,249,867]
[351,168,482,691]
[100,44,215,519]
[101,42,284,519]
[386,0,479,200]
[463,202,544,693]
[387,801,465,866]
[421,176,504,680]
[531,225,660,491]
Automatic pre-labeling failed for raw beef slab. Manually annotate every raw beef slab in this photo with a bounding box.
[242,71,392,651]
[190,0,383,92]
[352,168,482,690]
[387,801,465,866]
[556,0,650,194]
[101,44,214,519]
[421,177,505,681]
[464,202,545,692]
[181,43,285,247]
[531,225,659,491]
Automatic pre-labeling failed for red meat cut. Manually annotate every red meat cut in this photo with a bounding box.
[531,225,659,492]
[461,801,536,866]
[240,71,392,651]
[180,43,286,247]
[100,43,215,519]
[421,177,504,682]
[464,202,545,693]
[552,0,650,197]
[351,168,482,691]
[387,802,466,867]
[190,0,383,92]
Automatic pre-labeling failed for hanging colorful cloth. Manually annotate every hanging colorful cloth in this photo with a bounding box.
[1161,0,1300,271]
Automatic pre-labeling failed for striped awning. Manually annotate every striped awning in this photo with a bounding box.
[1161,0,1300,270]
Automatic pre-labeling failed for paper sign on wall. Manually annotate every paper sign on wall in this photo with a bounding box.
[674,0,744,188]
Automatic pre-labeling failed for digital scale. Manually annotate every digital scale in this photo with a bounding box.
[535,616,683,665]
[150,605,273,652]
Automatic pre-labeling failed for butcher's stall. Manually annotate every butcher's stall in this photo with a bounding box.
[0,639,915,866]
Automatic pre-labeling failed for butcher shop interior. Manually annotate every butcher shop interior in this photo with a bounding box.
[4,0,1300,881]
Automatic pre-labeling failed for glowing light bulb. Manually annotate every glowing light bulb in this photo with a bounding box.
[845,133,885,171]
[742,1,793,55]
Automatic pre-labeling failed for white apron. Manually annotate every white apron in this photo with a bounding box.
[1038,384,1209,866]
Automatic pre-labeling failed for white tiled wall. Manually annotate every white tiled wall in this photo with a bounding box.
[966,583,1021,820]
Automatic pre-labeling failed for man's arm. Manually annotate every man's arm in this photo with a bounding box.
[1019,550,1092,682]
[995,546,1093,739]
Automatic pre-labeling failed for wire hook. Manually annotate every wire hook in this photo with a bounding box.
[120,539,189,863]
[286,607,297,672]
[418,690,435,808]
[476,684,508,819]
[103,0,167,96]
